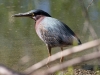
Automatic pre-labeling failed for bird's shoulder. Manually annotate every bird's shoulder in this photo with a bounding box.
[42,17,62,26]
[41,17,75,36]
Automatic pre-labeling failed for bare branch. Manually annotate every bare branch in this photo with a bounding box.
[1,39,100,75]
[1,39,99,75]
[79,0,100,63]
[87,0,94,10]
[24,39,100,75]
[79,0,97,39]
[0,64,25,75]
[42,51,100,75]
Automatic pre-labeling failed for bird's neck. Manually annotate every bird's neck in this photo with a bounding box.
[35,16,45,24]
[35,16,45,35]
[34,15,44,21]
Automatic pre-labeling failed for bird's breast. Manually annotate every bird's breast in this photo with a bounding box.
[35,17,46,41]
[35,16,45,28]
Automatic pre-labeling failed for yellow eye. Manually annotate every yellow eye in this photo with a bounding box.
[32,13,34,16]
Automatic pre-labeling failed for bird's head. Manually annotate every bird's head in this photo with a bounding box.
[13,9,51,21]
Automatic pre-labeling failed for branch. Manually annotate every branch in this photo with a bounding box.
[79,0,100,63]
[24,39,100,75]
[2,39,99,75]
[79,0,97,39]
[0,64,25,75]
[42,51,100,75]
[87,0,94,10]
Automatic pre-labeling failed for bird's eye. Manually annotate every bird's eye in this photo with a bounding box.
[32,13,34,16]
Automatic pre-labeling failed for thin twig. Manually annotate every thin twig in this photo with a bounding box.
[87,0,94,10]
[79,0,100,63]
[79,0,97,38]
[0,64,25,75]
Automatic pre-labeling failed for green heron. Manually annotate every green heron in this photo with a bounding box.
[13,9,81,64]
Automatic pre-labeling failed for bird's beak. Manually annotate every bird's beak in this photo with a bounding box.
[12,12,32,17]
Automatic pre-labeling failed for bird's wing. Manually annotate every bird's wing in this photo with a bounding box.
[40,17,81,47]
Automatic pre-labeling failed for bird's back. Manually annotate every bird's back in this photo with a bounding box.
[35,17,81,48]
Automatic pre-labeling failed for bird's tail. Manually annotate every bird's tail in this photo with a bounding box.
[74,34,82,45]
[78,39,82,45]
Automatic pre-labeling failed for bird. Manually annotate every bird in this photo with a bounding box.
[13,9,81,64]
